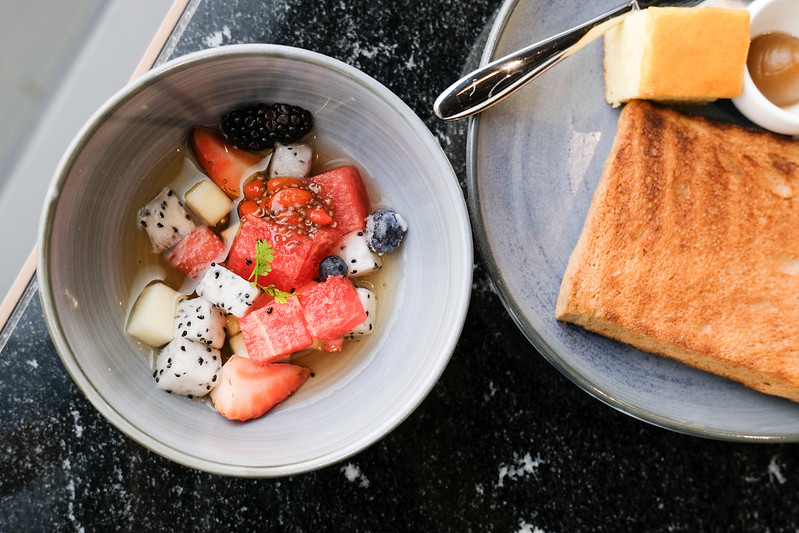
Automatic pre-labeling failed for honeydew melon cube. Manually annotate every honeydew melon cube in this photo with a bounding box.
[185,179,233,226]
[220,220,240,248]
[126,282,180,347]
[225,314,241,337]
[228,332,249,357]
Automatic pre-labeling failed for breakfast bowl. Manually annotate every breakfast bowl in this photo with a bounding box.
[732,0,799,135]
[37,44,472,477]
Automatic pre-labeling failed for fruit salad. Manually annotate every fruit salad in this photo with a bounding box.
[126,102,407,422]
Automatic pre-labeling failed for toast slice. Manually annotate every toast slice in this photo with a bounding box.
[556,100,799,402]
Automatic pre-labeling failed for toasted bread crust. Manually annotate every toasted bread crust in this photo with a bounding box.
[556,100,799,402]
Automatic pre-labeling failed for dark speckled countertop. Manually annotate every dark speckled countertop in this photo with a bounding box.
[3,0,799,530]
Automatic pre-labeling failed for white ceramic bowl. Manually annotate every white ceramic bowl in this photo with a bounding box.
[732,0,799,135]
[38,44,472,476]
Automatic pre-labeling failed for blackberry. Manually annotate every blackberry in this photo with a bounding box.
[318,255,348,280]
[221,103,313,151]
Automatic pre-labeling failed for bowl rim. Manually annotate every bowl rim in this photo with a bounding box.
[37,43,473,476]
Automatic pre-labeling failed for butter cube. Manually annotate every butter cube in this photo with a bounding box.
[603,7,750,107]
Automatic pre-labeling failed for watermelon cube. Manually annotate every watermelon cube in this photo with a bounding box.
[298,225,343,284]
[299,276,367,341]
[307,165,371,235]
[226,214,314,292]
[165,225,227,279]
[238,296,313,363]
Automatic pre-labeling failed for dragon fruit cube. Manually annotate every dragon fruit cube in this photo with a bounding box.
[174,296,227,349]
[337,230,382,277]
[348,286,377,337]
[137,187,196,252]
[196,262,256,317]
[269,142,313,179]
[153,338,221,398]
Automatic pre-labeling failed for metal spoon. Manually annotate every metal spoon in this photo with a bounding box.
[433,0,701,121]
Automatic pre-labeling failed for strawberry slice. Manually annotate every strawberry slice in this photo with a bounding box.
[190,126,263,199]
[209,355,310,421]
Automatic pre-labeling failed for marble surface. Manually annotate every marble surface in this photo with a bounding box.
[3,0,799,530]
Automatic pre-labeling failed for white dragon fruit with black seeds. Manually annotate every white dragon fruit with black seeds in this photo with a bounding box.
[137,187,196,252]
[153,338,221,398]
[196,262,256,317]
[174,296,227,349]
[347,286,376,337]
[269,142,313,179]
[338,230,382,277]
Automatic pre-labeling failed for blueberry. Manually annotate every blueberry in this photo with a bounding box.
[318,255,348,280]
[365,209,407,254]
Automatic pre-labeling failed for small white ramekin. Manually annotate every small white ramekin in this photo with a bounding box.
[731,0,799,135]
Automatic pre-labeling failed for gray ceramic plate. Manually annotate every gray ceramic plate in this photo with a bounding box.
[465,0,799,440]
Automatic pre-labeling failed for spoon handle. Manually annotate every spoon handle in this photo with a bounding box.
[433,1,637,121]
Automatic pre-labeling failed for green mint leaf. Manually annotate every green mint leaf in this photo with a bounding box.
[264,285,294,304]
[247,239,294,303]
[249,239,274,287]
[254,239,274,276]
